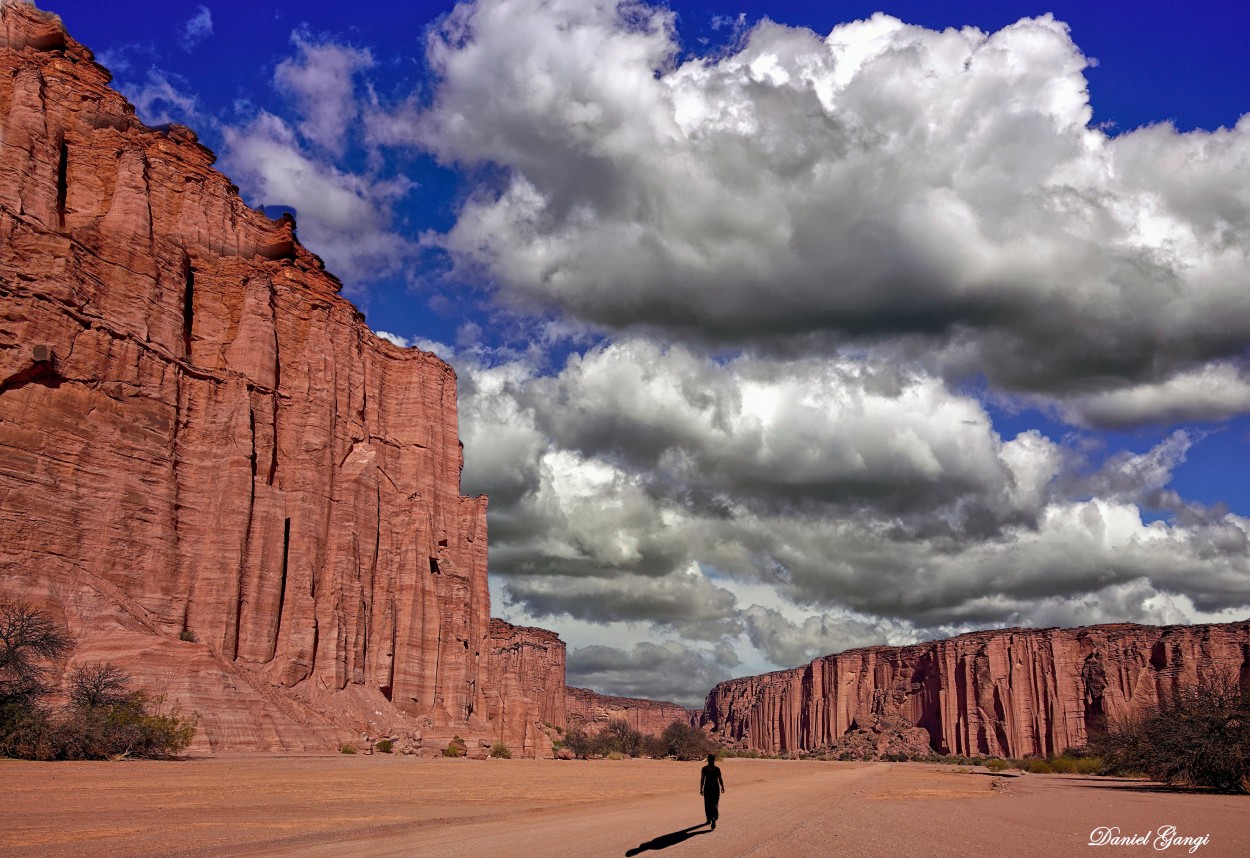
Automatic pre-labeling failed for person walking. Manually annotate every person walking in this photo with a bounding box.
[699,753,725,829]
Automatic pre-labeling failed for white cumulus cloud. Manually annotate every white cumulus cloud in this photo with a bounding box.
[221,112,416,288]
[402,0,1250,421]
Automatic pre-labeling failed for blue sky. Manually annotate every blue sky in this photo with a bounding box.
[44,0,1250,704]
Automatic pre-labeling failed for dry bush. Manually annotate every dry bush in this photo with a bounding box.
[1091,673,1250,794]
[1,602,196,760]
[660,721,717,761]
[562,728,592,759]
[0,599,73,708]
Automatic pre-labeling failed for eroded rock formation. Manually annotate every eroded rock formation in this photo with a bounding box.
[0,1,560,754]
[482,619,566,756]
[565,686,696,737]
[703,621,1250,758]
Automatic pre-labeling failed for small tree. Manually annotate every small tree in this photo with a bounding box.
[0,599,73,708]
[598,718,643,757]
[1091,673,1250,794]
[68,662,132,708]
[563,728,593,759]
[641,733,668,759]
[661,720,716,761]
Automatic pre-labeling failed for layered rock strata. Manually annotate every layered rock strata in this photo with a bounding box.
[702,621,1250,758]
[482,619,566,756]
[565,686,696,737]
[0,1,558,754]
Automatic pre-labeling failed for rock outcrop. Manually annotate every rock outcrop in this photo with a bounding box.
[702,621,1250,758]
[566,686,696,737]
[482,619,567,756]
[0,1,558,754]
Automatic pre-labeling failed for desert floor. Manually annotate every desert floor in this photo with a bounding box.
[0,756,1245,857]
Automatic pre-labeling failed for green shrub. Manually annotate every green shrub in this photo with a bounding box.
[442,737,467,758]
[339,743,358,754]
[178,629,197,643]
[985,758,1010,772]
[375,739,393,754]
[0,703,56,760]
[1022,758,1054,774]
[1049,753,1101,774]
[490,741,512,759]
[606,750,626,760]
[51,689,197,761]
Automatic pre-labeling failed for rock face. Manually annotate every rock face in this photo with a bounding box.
[0,1,558,754]
[482,619,566,756]
[566,686,696,737]
[703,622,1250,758]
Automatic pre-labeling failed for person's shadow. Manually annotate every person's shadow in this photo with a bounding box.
[625,824,712,855]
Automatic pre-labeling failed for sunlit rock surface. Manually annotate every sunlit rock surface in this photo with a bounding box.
[565,686,697,737]
[0,1,559,754]
[703,622,1250,757]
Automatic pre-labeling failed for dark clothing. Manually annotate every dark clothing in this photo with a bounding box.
[702,790,719,824]
[700,764,724,824]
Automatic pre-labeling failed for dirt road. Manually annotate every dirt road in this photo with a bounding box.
[1,757,1244,857]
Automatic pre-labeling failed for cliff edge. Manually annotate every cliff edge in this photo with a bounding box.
[0,0,563,754]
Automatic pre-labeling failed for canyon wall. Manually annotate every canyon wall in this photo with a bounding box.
[703,621,1250,758]
[0,1,558,755]
[565,686,696,737]
[482,619,567,756]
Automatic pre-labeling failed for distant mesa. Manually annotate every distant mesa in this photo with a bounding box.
[701,621,1250,759]
[566,686,698,737]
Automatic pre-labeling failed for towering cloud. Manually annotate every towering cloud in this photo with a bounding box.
[411,0,1250,420]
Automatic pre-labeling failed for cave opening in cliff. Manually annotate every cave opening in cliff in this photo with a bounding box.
[181,256,195,359]
[271,516,290,656]
[55,138,68,229]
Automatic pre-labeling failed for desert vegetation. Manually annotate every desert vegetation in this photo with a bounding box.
[1090,674,1250,793]
[0,599,198,760]
[559,718,720,761]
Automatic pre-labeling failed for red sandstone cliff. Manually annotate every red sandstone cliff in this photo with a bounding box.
[0,1,562,755]
[702,621,1250,758]
[565,686,696,737]
[482,619,567,756]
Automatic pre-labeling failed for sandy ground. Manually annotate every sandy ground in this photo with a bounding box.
[0,756,1245,857]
